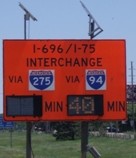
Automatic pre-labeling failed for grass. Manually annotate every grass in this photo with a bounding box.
[0,131,136,158]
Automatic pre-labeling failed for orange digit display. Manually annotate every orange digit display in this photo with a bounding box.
[3,40,127,121]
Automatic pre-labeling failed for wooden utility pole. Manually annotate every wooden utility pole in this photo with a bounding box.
[131,61,135,132]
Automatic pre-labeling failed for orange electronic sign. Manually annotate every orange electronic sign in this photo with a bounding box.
[3,40,127,121]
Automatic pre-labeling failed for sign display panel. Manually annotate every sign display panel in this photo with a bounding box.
[67,95,103,116]
[6,96,42,117]
[3,40,126,121]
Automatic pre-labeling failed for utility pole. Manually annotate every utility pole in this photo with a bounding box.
[19,2,37,158]
[131,61,135,132]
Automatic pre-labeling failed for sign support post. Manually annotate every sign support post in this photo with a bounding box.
[10,128,12,148]
[80,1,103,158]
[24,13,32,158]
[81,122,88,158]
[19,2,37,158]
[26,122,32,158]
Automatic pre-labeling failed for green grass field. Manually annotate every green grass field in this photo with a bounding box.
[0,131,136,158]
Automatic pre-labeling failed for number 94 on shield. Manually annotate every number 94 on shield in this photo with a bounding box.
[86,70,106,90]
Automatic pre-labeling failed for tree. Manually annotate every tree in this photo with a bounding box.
[53,121,79,140]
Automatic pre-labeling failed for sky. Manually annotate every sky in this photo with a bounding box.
[0,0,136,113]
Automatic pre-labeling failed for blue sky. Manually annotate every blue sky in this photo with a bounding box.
[0,0,136,113]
